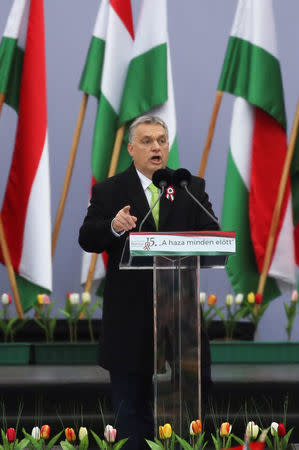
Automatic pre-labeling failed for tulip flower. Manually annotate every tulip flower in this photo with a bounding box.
[208,294,217,306]
[246,421,259,439]
[225,294,234,306]
[277,423,286,437]
[37,294,44,305]
[291,290,298,302]
[1,293,12,305]
[235,293,244,305]
[104,425,117,443]
[65,427,76,442]
[6,428,16,443]
[79,427,88,441]
[247,292,255,304]
[200,292,206,304]
[255,293,262,304]
[220,422,232,437]
[271,422,278,436]
[81,292,91,304]
[32,427,40,441]
[159,423,172,439]
[69,293,80,305]
[190,419,202,435]
[40,425,50,440]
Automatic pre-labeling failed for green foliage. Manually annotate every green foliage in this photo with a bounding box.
[33,301,57,342]
[284,301,297,341]
[0,314,28,343]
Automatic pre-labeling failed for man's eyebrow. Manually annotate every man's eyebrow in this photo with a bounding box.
[140,134,167,139]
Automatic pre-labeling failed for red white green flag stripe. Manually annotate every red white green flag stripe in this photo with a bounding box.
[220,0,296,300]
[119,0,179,170]
[0,0,52,310]
[79,0,134,288]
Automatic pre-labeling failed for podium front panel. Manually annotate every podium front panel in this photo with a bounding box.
[153,255,201,438]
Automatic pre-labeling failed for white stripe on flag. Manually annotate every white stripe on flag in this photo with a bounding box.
[19,133,52,290]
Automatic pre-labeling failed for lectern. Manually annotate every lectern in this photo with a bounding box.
[120,230,235,437]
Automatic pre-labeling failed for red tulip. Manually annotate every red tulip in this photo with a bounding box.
[65,427,76,442]
[190,419,202,435]
[6,428,16,443]
[41,425,50,439]
[255,293,262,304]
[277,423,286,437]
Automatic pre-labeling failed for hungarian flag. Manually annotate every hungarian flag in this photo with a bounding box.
[79,0,134,289]
[291,138,299,277]
[118,0,179,169]
[0,0,52,311]
[220,0,296,300]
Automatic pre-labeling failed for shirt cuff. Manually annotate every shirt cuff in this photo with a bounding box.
[111,219,125,237]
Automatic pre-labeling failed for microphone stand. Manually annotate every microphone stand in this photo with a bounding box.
[139,186,165,232]
[183,184,221,228]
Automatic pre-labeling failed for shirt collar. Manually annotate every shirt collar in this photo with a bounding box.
[136,168,152,191]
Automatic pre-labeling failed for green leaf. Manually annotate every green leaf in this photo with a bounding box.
[58,310,71,319]
[174,434,193,450]
[78,435,89,450]
[45,430,63,450]
[113,438,129,449]
[230,434,244,445]
[21,429,41,450]
[60,440,76,450]
[144,440,164,450]
[15,438,30,450]
[89,430,106,450]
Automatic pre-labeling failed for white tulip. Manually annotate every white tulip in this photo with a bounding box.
[271,422,278,436]
[200,292,206,304]
[31,427,40,441]
[246,421,259,439]
[235,293,244,305]
[225,294,234,306]
[81,292,91,304]
[69,293,80,305]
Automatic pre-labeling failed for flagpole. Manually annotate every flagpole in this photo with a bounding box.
[51,93,89,257]
[257,99,299,298]
[84,124,126,293]
[0,215,24,319]
[0,93,5,117]
[198,91,223,177]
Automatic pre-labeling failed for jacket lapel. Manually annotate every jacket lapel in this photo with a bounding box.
[125,164,156,230]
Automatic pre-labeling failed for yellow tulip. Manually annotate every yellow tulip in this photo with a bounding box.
[159,423,172,439]
[247,292,255,304]
[220,422,231,437]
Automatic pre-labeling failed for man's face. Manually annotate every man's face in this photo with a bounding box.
[128,122,169,179]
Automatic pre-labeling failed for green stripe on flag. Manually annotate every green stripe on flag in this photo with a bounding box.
[16,275,50,312]
[167,137,179,169]
[218,37,286,129]
[222,150,280,302]
[79,36,105,98]
[119,44,168,125]
[0,37,23,111]
[91,95,118,181]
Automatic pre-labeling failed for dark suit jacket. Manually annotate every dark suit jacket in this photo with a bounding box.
[79,164,219,374]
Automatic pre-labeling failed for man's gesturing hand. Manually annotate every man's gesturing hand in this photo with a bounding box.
[112,205,137,233]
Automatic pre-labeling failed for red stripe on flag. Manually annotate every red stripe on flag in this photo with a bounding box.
[249,107,289,273]
[110,0,134,39]
[0,0,47,271]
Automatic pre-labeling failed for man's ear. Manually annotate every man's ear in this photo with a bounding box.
[128,143,133,157]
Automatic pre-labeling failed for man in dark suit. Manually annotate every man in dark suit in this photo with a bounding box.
[79,115,219,449]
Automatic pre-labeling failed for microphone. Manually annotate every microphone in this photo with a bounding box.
[152,168,172,189]
[173,168,221,228]
[138,169,172,232]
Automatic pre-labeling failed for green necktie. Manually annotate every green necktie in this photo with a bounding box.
[148,183,160,230]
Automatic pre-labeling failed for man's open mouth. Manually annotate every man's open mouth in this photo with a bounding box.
[151,155,161,162]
